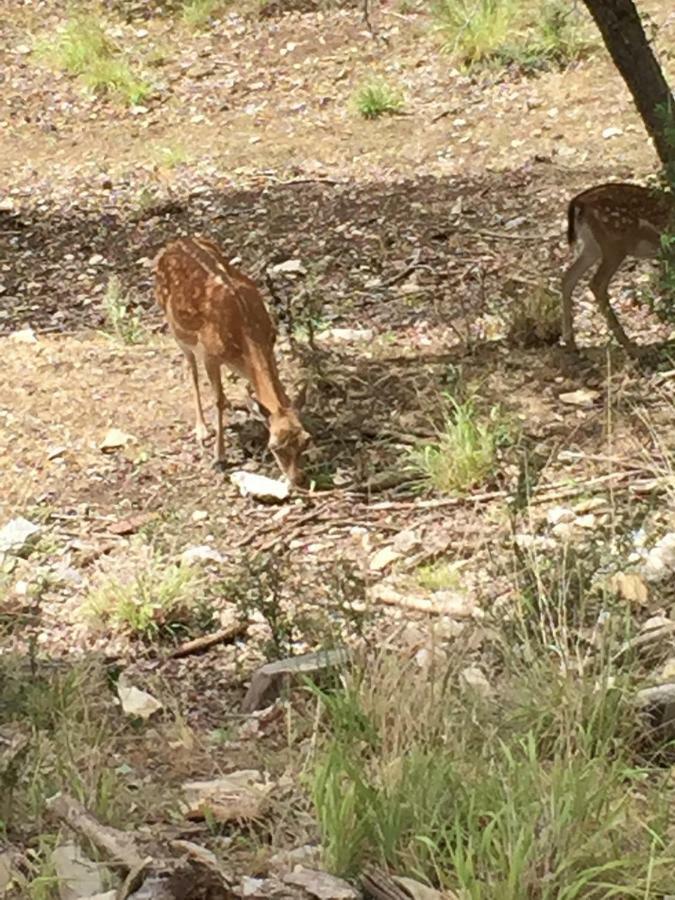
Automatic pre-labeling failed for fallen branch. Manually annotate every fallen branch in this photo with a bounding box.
[362,866,411,900]
[165,620,249,661]
[46,792,146,872]
[613,623,675,663]
[46,792,234,899]
[242,648,348,713]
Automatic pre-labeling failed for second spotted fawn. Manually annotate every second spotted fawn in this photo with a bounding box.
[561,182,675,357]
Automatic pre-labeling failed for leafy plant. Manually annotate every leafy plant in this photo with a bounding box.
[507,284,562,347]
[102,275,145,344]
[84,546,209,641]
[353,79,404,120]
[36,14,151,105]
[408,396,513,494]
[416,559,463,591]
[225,552,297,660]
[433,0,595,71]
[181,0,229,28]
[432,0,517,66]
[152,141,190,168]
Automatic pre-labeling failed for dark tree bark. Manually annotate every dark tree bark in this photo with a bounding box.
[580,0,674,178]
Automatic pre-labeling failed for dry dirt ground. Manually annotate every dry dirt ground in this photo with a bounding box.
[2,0,675,893]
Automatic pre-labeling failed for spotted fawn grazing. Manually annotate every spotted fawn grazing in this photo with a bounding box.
[561,182,675,357]
[154,236,310,485]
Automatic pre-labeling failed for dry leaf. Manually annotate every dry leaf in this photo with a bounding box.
[392,876,453,900]
[369,546,401,571]
[99,428,135,452]
[117,684,163,720]
[182,770,272,823]
[51,842,103,900]
[284,867,358,900]
[558,389,599,407]
[611,572,648,606]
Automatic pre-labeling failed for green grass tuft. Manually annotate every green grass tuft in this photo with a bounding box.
[36,14,151,105]
[353,79,404,120]
[408,396,513,494]
[432,0,596,71]
[308,610,675,894]
[84,544,210,641]
[102,275,145,345]
[181,0,229,28]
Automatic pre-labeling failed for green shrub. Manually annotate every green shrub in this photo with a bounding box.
[432,0,596,71]
[353,79,404,120]
[102,276,145,344]
[36,14,151,105]
[181,0,229,28]
[408,397,513,494]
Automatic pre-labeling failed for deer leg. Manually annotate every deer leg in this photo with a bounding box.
[589,255,640,357]
[204,359,229,466]
[561,243,600,349]
[183,350,209,444]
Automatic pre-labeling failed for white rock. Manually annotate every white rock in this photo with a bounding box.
[9,326,38,344]
[99,428,135,451]
[546,505,575,526]
[602,126,623,139]
[328,328,374,342]
[0,517,41,556]
[269,259,306,276]
[117,684,163,720]
[642,533,675,582]
[284,868,358,900]
[230,471,289,501]
[575,513,596,529]
[180,544,224,565]
[461,666,492,698]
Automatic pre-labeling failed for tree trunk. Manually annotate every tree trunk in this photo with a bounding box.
[580,0,674,178]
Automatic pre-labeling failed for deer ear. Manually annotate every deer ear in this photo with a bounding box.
[250,397,271,423]
[294,382,308,410]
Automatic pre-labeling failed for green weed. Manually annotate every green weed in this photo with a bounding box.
[36,14,151,105]
[415,559,463,591]
[432,0,595,71]
[507,283,562,347]
[408,396,513,494]
[102,275,145,344]
[181,0,229,27]
[307,607,674,894]
[353,79,404,120]
[432,0,517,67]
[152,141,190,168]
[84,544,209,641]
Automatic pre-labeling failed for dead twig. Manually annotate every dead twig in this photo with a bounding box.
[164,620,249,661]
[236,500,334,551]
[380,248,422,287]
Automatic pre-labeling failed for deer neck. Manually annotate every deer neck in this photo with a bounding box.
[247,347,291,416]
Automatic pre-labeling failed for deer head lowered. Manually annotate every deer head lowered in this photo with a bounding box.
[154,235,310,485]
